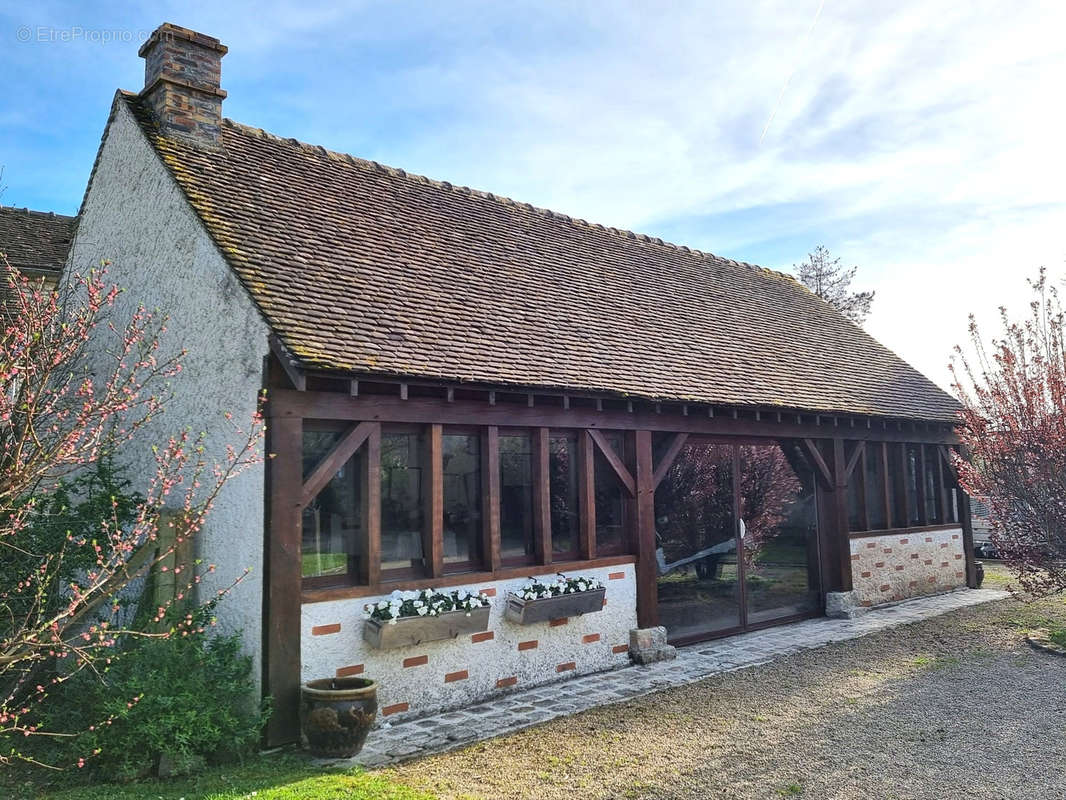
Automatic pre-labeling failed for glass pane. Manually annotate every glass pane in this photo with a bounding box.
[549,432,579,556]
[906,444,921,525]
[301,431,364,581]
[381,431,425,571]
[442,433,481,567]
[888,445,907,528]
[925,445,943,523]
[594,432,627,553]
[499,433,535,560]
[740,442,821,625]
[302,428,343,479]
[655,442,740,640]
[847,473,863,531]
[864,444,887,529]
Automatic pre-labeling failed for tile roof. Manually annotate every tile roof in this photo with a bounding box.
[119,93,960,422]
[0,206,76,274]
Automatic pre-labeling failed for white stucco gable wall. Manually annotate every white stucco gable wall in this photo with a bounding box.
[68,98,271,692]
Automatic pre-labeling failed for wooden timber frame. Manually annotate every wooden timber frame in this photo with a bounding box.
[262,369,970,746]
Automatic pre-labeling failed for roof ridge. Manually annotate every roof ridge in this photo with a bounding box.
[0,205,77,222]
[217,115,779,278]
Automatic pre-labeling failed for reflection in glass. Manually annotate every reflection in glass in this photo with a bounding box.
[549,432,579,556]
[739,442,821,625]
[906,445,921,525]
[595,432,626,553]
[499,433,535,560]
[442,433,481,567]
[655,442,739,639]
[864,444,887,530]
[301,429,364,581]
[381,431,425,572]
[924,445,942,523]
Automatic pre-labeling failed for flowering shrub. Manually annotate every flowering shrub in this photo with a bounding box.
[364,588,491,624]
[515,574,603,601]
[0,259,264,769]
[952,268,1066,596]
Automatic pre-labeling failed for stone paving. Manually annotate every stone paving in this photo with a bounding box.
[329,587,1008,769]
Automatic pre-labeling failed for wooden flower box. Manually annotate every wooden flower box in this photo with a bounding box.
[363,606,490,650]
[504,587,606,625]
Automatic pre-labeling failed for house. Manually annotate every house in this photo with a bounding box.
[63,23,975,747]
[0,206,77,302]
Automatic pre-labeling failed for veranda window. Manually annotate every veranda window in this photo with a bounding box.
[299,422,636,591]
[301,424,367,587]
[442,430,482,571]
[846,441,960,533]
[499,431,535,564]
[381,428,426,576]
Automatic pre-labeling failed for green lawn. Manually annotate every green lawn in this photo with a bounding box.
[18,754,434,800]
[302,552,348,577]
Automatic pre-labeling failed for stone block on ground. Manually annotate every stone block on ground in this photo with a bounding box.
[629,626,678,665]
[825,590,867,619]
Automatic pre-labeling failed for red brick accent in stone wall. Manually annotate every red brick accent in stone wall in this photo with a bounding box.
[497,676,518,688]
[518,640,538,651]
[582,633,601,644]
[444,670,468,683]
[850,528,967,607]
[471,631,495,643]
[382,702,409,716]
[556,661,576,672]
[403,655,428,668]
[336,664,364,677]
[311,623,340,636]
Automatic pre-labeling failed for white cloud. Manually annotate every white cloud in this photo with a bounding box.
[8,0,1066,394]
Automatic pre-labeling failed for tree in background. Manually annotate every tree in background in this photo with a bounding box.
[793,245,875,326]
[951,268,1066,596]
[0,258,264,768]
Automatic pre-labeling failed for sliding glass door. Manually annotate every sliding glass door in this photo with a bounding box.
[655,438,822,644]
[654,442,741,639]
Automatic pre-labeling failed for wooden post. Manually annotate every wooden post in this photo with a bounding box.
[264,413,302,747]
[578,431,596,561]
[915,444,929,526]
[365,424,381,586]
[483,426,501,571]
[532,427,552,565]
[634,429,658,627]
[832,437,854,592]
[426,424,444,577]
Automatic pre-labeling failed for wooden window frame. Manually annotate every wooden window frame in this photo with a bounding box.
[497,427,538,568]
[300,420,373,590]
[845,440,961,535]
[439,424,488,576]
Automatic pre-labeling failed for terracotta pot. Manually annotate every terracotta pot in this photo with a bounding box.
[300,676,378,758]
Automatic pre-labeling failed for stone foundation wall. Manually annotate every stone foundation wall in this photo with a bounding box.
[300,563,637,726]
[850,528,966,607]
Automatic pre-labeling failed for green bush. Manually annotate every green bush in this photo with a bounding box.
[0,457,143,632]
[43,607,269,780]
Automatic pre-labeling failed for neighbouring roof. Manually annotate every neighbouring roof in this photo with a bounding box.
[0,205,77,276]
[117,92,960,422]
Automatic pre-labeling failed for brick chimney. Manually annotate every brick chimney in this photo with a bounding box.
[138,23,227,146]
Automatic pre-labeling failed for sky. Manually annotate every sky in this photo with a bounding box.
[2,1,1065,393]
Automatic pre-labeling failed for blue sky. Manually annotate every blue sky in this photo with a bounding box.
[3,1,1065,391]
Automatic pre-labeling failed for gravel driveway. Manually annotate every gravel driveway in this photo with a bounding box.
[386,573,1066,799]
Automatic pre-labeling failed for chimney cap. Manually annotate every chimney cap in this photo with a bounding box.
[138,22,228,58]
